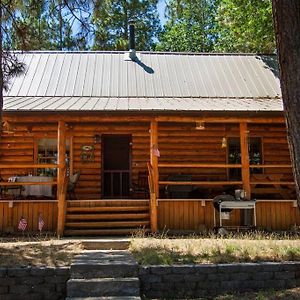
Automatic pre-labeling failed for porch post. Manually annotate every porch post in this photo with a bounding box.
[239,122,251,199]
[57,120,67,237]
[150,120,159,232]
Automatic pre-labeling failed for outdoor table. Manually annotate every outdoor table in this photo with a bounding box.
[10,176,54,197]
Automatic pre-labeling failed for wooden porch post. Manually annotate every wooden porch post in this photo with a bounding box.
[239,122,251,199]
[150,120,159,232]
[57,120,67,237]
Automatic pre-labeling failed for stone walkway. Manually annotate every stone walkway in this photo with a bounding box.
[66,250,141,300]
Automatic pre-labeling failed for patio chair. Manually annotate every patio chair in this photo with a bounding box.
[131,171,149,199]
[0,176,24,199]
[67,171,81,200]
[165,174,193,199]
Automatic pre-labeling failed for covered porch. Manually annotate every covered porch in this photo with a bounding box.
[0,113,299,235]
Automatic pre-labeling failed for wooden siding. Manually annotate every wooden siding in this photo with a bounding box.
[0,117,297,233]
[0,120,294,200]
[71,123,150,199]
[0,201,57,232]
[158,200,300,231]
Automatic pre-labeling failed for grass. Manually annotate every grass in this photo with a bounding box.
[0,236,83,267]
[130,231,300,265]
[212,287,300,300]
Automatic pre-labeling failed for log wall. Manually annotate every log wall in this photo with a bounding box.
[158,200,300,231]
[0,117,297,233]
[0,120,294,200]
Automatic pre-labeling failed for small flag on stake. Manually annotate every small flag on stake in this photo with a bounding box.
[38,213,45,232]
[18,217,27,232]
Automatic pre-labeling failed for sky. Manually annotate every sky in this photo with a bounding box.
[158,0,168,26]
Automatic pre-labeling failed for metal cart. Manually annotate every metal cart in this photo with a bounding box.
[213,200,256,228]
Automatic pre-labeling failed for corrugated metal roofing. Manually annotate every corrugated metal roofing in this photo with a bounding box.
[3,51,282,112]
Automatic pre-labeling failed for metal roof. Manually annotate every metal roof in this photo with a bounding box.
[3,96,282,112]
[3,51,282,112]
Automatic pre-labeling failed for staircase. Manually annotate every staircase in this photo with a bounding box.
[64,200,150,236]
[66,250,141,299]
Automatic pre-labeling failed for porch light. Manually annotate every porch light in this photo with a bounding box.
[195,121,205,130]
[221,137,227,148]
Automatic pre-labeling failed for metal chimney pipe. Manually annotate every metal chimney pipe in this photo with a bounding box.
[128,20,136,60]
[129,23,135,50]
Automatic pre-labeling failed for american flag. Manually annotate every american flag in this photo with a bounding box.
[152,147,160,157]
[38,214,45,232]
[18,217,27,232]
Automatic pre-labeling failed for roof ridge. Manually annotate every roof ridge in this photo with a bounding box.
[9,50,277,57]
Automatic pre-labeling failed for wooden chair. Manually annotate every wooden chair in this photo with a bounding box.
[67,171,81,200]
[0,177,24,199]
[131,171,149,199]
[165,174,193,199]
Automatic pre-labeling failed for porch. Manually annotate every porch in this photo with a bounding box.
[0,114,298,235]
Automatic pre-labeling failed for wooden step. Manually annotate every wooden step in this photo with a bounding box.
[67,200,149,205]
[64,228,150,236]
[66,213,149,220]
[67,206,149,213]
[65,221,150,228]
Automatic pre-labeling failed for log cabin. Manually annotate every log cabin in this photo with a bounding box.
[0,48,299,236]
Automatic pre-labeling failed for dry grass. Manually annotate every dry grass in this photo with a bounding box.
[130,235,300,265]
[0,238,83,267]
[213,287,300,300]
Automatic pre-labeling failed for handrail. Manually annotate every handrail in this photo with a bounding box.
[0,181,57,186]
[158,163,292,169]
[0,164,58,169]
[158,163,242,168]
[159,181,243,186]
[249,164,292,168]
[147,162,157,233]
[147,162,155,194]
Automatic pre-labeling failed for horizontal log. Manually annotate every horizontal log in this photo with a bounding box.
[158,163,241,168]
[65,220,150,228]
[249,164,292,168]
[157,116,285,123]
[0,164,58,169]
[66,213,149,220]
[159,181,243,185]
[250,181,295,185]
[3,114,285,124]
[0,181,57,186]
[0,199,58,203]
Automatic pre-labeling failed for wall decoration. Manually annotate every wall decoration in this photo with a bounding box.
[81,145,95,162]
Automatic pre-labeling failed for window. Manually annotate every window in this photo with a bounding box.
[227,137,262,180]
[37,139,70,177]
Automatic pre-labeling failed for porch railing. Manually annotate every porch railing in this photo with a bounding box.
[147,162,157,232]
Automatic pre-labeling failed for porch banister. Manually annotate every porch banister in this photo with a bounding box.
[239,122,251,199]
[150,120,159,232]
[57,120,67,237]
[150,120,159,196]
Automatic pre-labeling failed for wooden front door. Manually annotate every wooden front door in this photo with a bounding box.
[102,135,131,198]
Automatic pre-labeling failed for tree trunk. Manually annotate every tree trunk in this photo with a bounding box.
[0,1,3,126]
[272,1,300,207]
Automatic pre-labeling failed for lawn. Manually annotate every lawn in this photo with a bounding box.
[130,232,300,265]
[212,287,300,300]
[0,237,83,267]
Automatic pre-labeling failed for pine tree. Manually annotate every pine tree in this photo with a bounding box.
[156,0,219,52]
[92,0,160,51]
[215,0,275,53]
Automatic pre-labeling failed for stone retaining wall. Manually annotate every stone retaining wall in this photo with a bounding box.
[1,262,300,299]
[0,267,70,300]
[139,262,300,299]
